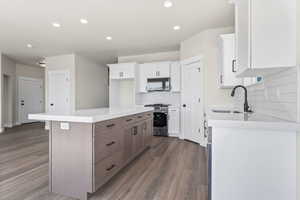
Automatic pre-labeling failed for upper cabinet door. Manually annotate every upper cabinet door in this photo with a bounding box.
[155,62,170,78]
[108,63,136,80]
[235,0,250,74]
[235,0,296,77]
[219,34,243,88]
[138,63,155,93]
[170,62,181,92]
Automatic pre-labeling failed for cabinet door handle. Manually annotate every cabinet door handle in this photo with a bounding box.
[232,60,236,72]
[106,141,115,146]
[137,116,143,119]
[126,119,133,122]
[106,124,115,128]
[106,164,116,171]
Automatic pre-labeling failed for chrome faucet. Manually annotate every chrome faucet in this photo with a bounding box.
[231,85,252,113]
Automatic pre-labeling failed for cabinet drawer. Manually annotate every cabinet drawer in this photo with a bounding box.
[144,112,153,119]
[94,151,122,190]
[122,115,136,126]
[95,119,120,132]
[94,129,123,163]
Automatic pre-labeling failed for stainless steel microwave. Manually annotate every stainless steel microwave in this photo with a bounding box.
[147,78,170,92]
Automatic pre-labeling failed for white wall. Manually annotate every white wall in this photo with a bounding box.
[118,51,180,63]
[1,55,15,128]
[0,55,45,129]
[180,27,235,111]
[75,55,109,109]
[118,51,181,106]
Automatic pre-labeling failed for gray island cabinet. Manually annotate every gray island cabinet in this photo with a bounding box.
[29,107,154,200]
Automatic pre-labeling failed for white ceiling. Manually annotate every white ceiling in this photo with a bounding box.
[0,0,234,66]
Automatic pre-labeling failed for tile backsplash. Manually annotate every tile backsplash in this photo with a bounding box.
[234,67,299,122]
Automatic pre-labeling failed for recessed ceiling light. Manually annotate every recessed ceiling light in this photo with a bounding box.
[52,22,61,28]
[106,36,112,40]
[164,0,173,8]
[80,18,88,24]
[27,44,33,48]
[173,25,181,30]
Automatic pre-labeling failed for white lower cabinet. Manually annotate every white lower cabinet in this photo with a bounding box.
[168,107,180,136]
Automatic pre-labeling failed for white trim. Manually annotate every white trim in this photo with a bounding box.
[180,55,203,66]
[18,76,43,83]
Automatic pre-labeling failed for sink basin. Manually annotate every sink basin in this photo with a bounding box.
[211,109,231,113]
[212,109,244,114]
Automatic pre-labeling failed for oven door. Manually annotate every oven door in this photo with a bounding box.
[153,112,168,136]
[153,112,167,127]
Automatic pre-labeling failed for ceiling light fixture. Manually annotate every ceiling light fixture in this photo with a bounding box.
[27,44,33,48]
[52,22,61,28]
[164,0,173,8]
[173,25,181,30]
[106,36,112,40]
[80,18,88,24]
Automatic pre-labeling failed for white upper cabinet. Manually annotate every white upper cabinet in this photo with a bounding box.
[234,0,296,77]
[146,62,170,78]
[138,62,171,93]
[219,34,243,88]
[170,62,181,92]
[108,63,137,80]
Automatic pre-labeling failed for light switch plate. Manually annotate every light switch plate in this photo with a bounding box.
[60,122,70,130]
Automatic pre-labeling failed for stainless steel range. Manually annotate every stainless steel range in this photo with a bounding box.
[144,104,169,137]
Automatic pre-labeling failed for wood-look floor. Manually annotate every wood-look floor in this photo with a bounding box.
[0,123,208,200]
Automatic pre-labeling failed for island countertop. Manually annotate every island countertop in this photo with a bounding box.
[28,106,154,123]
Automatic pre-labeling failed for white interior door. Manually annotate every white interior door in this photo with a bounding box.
[19,78,44,124]
[48,71,71,114]
[181,58,205,146]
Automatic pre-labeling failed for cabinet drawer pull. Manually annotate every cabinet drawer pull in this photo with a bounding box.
[106,141,115,146]
[106,124,115,128]
[106,164,116,171]
[126,119,133,122]
[137,116,143,119]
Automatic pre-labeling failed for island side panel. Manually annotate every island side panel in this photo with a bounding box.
[50,121,93,200]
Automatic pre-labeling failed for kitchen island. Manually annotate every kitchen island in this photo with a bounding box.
[207,112,300,200]
[29,106,154,200]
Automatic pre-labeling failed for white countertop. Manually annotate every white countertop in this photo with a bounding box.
[28,106,154,123]
[207,112,300,131]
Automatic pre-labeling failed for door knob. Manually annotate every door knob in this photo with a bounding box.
[183,104,186,108]
[50,103,54,106]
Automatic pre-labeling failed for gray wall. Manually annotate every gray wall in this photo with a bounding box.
[0,54,45,129]
[180,27,235,111]
[75,55,109,109]
[1,55,16,127]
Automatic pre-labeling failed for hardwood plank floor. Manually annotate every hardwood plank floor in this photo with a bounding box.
[0,123,208,200]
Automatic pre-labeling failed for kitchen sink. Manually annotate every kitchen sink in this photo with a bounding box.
[212,109,243,114]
